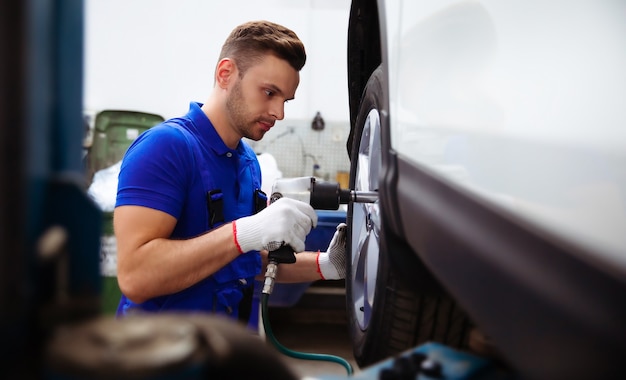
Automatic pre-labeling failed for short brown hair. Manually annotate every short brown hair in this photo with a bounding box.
[218,20,306,76]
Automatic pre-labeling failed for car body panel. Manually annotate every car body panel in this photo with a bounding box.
[385,0,626,273]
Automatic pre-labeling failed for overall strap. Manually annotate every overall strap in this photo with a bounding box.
[172,123,257,323]
[247,158,267,213]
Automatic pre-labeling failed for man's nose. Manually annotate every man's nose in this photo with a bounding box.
[269,101,285,120]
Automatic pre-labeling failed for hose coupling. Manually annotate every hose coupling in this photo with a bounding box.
[262,262,279,295]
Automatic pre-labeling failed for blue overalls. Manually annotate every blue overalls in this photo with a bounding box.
[116,115,266,321]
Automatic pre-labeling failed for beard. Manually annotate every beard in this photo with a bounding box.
[226,79,266,141]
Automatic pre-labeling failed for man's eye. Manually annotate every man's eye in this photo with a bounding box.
[264,89,274,96]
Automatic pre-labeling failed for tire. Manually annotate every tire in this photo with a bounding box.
[346,66,471,367]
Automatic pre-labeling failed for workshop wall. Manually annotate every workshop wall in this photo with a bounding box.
[84,0,352,183]
[245,117,351,182]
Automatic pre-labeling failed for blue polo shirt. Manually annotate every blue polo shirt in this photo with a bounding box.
[115,102,262,316]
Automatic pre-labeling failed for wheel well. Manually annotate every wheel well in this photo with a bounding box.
[347,0,382,146]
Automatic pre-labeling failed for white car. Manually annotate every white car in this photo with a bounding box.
[345,1,626,378]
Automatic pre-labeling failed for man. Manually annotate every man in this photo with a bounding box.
[114,20,346,319]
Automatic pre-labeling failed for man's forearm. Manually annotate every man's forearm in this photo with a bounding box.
[117,222,240,303]
[258,250,323,283]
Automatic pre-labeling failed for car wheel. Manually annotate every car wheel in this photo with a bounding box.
[346,66,472,367]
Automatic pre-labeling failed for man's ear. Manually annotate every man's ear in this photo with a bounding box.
[215,58,237,89]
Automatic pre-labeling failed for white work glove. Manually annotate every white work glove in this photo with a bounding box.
[317,223,347,280]
[234,197,318,254]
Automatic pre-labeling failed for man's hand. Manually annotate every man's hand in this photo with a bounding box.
[317,223,347,280]
[234,197,318,254]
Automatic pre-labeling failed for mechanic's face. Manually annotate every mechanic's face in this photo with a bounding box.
[226,54,299,141]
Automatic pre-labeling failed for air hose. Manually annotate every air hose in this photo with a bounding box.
[261,261,354,376]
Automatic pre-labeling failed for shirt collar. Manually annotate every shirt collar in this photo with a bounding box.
[187,101,243,157]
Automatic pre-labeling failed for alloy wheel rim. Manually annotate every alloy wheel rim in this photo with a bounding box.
[351,108,381,331]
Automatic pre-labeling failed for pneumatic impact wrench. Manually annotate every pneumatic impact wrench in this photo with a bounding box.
[261,176,377,296]
[259,176,377,375]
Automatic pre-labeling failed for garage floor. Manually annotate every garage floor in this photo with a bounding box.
[265,282,361,379]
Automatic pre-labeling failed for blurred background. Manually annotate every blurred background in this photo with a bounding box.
[83,0,352,184]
